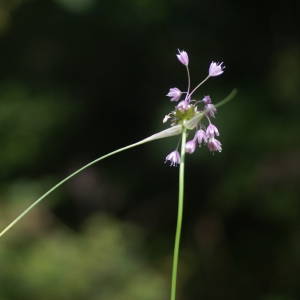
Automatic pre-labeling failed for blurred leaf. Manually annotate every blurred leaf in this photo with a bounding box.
[0,214,168,300]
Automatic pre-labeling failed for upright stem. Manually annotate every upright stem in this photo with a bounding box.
[171,126,187,300]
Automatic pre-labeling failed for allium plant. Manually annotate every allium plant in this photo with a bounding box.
[0,49,237,300]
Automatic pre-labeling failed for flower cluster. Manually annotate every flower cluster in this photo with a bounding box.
[165,50,225,166]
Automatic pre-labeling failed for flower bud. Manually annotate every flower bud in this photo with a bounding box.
[185,140,196,154]
[176,50,189,66]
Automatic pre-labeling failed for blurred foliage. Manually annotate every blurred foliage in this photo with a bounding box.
[0,0,300,299]
[0,82,79,175]
[0,201,168,299]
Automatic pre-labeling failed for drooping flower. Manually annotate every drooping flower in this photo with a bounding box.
[208,62,225,77]
[167,88,182,101]
[206,124,219,137]
[202,95,211,104]
[195,129,208,145]
[185,140,196,154]
[165,150,181,166]
[207,137,222,152]
[176,50,189,66]
[204,103,217,117]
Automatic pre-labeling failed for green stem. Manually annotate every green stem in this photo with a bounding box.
[0,140,150,237]
[214,88,238,109]
[0,123,185,237]
[0,90,237,239]
[171,126,187,300]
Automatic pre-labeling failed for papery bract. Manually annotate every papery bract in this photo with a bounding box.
[163,115,171,123]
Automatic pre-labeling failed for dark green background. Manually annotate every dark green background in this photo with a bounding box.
[0,0,300,299]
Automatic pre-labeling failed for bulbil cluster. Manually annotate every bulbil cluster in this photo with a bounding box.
[165,50,225,166]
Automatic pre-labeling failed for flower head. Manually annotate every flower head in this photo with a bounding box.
[163,50,226,163]
[165,150,181,166]
[185,140,196,154]
[166,88,182,101]
[208,62,225,77]
[207,137,222,152]
[176,50,189,66]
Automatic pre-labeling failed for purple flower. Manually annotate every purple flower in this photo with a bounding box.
[208,62,225,77]
[202,95,211,104]
[176,50,189,66]
[165,150,181,166]
[206,124,219,137]
[195,129,207,145]
[177,100,189,111]
[166,88,182,101]
[204,103,217,117]
[207,137,222,152]
[185,140,196,154]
